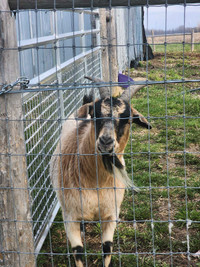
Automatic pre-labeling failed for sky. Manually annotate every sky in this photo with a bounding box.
[144,4,200,30]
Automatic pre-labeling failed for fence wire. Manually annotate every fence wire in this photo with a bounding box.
[0,1,200,267]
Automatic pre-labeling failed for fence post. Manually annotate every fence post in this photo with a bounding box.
[54,11,65,121]
[99,9,120,96]
[79,11,88,76]
[191,29,194,52]
[151,30,155,52]
[0,1,36,266]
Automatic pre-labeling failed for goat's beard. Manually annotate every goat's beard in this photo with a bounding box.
[102,155,139,191]
[102,154,123,173]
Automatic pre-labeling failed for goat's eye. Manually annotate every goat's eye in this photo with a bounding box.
[95,118,103,126]
[117,118,129,140]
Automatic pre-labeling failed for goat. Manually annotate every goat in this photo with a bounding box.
[50,76,151,267]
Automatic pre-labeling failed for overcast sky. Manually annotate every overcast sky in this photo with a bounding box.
[144,5,200,30]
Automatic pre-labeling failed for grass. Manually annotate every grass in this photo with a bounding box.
[37,49,200,266]
[154,43,200,53]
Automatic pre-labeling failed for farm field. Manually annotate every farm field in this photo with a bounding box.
[147,32,200,53]
[37,49,200,267]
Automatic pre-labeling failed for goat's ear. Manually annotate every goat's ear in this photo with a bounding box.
[77,103,93,118]
[131,107,152,129]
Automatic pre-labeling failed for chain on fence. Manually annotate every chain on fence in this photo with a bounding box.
[0,0,200,267]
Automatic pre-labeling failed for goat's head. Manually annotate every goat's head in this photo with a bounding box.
[78,76,151,178]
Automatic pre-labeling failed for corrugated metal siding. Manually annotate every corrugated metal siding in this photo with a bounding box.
[115,7,143,71]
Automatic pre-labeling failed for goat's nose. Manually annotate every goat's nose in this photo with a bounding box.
[99,135,114,146]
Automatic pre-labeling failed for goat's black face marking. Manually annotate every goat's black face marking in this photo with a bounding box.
[91,97,130,140]
[117,102,130,142]
[88,97,131,172]
[83,94,93,105]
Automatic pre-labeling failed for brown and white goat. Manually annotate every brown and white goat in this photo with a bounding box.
[50,77,151,267]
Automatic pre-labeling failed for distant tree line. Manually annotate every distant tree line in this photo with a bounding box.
[146,24,200,36]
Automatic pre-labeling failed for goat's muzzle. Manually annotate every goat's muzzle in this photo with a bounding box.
[97,135,115,154]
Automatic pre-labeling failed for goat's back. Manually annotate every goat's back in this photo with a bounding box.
[50,114,77,191]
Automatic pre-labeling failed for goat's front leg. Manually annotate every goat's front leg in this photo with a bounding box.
[102,219,116,267]
[64,220,84,267]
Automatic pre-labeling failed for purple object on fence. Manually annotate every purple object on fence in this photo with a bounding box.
[118,73,134,88]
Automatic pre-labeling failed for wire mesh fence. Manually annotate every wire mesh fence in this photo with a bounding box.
[23,49,102,253]
[0,1,200,267]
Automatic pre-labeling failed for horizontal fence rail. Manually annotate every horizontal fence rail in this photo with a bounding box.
[18,29,100,50]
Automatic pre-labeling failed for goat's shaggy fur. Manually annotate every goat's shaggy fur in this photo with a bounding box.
[50,77,151,267]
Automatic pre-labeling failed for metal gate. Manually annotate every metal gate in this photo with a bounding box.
[17,9,102,253]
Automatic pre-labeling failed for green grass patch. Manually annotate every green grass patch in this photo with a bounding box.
[153,43,200,53]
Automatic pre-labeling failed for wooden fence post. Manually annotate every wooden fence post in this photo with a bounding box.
[0,1,36,266]
[99,9,110,82]
[191,29,194,52]
[99,9,120,96]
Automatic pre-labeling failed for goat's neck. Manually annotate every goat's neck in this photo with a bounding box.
[78,124,111,187]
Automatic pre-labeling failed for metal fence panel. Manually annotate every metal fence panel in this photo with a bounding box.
[16,9,102,253]
[1,2,200,267]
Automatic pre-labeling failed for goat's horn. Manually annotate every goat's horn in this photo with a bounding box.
[120,84,145,102]
[120,79,146,102]
[84,76,110,99]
